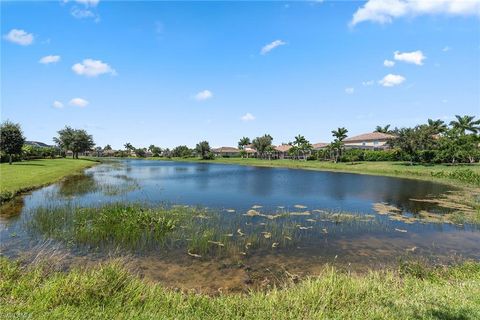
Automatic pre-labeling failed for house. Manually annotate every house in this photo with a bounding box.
[241,144,257,158]
[212,146,240,157]
[274,144,292,159]
[343,132,396,150]
[312,142,329,150]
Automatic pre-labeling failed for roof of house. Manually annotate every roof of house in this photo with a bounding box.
[212,147,240,153]
[312,142,329,149]
[25,141,54,148]
[275,144,292,152]
[344,132,396,143]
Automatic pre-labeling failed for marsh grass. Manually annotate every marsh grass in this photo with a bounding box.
[25,204,388,258]
[1,257,479,319]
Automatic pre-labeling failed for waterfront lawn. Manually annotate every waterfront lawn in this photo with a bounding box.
[0,158,97,202]
[1,258,479,319]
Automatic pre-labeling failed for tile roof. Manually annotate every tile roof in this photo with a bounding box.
[344,132,396,142]
[312,142,329,149]
[212,147,240,153]
[275,144,292,152]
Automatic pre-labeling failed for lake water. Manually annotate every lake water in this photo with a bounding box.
[1,159,479,292]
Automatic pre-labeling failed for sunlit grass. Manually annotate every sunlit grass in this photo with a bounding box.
[1,257,479,319]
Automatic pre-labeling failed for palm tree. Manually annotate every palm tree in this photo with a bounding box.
[293,135,312,160]
[238,137,251,158]
[124,143,133,151]
[331,127,348,163]
[449,115,480,134]
[427,119,448,134]
[374,125,391,134]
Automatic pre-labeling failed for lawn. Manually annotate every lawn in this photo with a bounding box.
[0,158,98,202]
[151,157,480,188]
[1,258,479,319]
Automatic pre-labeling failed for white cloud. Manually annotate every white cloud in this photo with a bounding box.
[362,80,374,86]
[379,74,406,87]
[260,40,286,55]
[52,101,64,109]
[241,113,256,121]
[442,46,451,52]
[194,90,213,101]
[71,8,95,19]
[69,98,89,107]
[75,0,99,7]
[72,59,116,77]
[350,0,480,26]
[383,59,395,67]
[3,29,34,46]
[345,87,355,94]
[39,55,61,64]
[394,50,426,65]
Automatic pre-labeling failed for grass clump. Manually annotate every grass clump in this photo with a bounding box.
[1,257,479,319]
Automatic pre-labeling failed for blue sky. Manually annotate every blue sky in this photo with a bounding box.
[2,0,479,149]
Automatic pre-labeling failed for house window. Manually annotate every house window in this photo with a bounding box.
[362,141,366,146]
[373,140,379,145]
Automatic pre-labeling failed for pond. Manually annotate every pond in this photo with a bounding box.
[1,159,479,293]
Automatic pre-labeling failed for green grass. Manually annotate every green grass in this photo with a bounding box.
[149,157,480,188]
[1,257,479,319]
[0,158,98,202]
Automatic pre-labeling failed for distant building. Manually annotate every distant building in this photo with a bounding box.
[212,146,240,157]
[343,132,396,150]
[274,144,292,159]
[312,142,329,150]
[25,141,54,148]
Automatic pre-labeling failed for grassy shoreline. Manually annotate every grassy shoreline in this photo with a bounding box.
[1,257,479,319]
[0,158,99,203]
[147,157,480,188]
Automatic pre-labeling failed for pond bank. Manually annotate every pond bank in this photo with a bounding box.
[1,257,479,319]
[0,158,99,203]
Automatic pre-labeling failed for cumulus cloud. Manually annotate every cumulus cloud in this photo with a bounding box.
[69,98,89,107]
[260,40,286,55]
[241,113,256,121]
[394,50,426,65]
[52,101,64,109]
[3,29,34,46]
[39,55,61,64]
[384,59,395,67]
[379,74,406,87]
[72,59,116,77]
[194,90,213,101]
[345,87,355,94]
[350,0,480,26]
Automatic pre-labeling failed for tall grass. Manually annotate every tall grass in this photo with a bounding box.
[1,257,479,319]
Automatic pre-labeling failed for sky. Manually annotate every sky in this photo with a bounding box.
[1,0,480,149]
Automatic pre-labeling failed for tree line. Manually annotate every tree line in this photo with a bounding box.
[1,114,478,164]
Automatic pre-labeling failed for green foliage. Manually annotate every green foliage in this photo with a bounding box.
[134,148,146,158]
[195,141,211,159]
[450,115,480,135]
[431,168,480,186]
[0,120,25,164]
[53,126,95,159]
[238,136,251,150]
[21,145,58,160]
[252,134,273,159]
[148,144,162,156]
[172,145,192,158]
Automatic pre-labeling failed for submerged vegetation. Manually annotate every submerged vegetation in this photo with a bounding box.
[26,203,387,258]
[1,257,479,319]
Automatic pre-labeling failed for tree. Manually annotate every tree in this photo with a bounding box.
[436,129,480,164]
[427,119,448,135]
[389,125,437,164]
[252,134,273,159]
[238,137,251,158]
[195,141,211,159]
[449,115,480,135]
[0,120,25,164]
[148,145,162,157]
[135,148,146,158]
[330,127,348,163]
[172,145,192,158]
[374,125,392,134]
[53,126,94,159]
[292,135,312,160]
[104,144,112,150]
[124,143,134,151]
